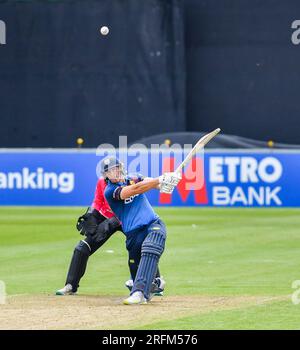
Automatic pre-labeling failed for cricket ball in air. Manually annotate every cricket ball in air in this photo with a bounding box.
[100,26,109,36]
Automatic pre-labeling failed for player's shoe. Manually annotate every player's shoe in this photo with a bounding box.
[55,284,76,296]
[148,277,165,300]
[125,279,134,292]
[151,277,165,296]
[125,277,165,296]
[123,291,147,305]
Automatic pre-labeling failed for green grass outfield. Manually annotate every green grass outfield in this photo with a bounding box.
[0,207,300,329]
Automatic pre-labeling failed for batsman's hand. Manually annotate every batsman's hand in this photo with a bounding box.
[160,183,175,194]
[159,171,182,186]
[159,172,182,193]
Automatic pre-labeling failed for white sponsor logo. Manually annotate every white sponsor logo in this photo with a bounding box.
[124,194,139,204]
[212,186,282,206]
[0,20,6,45]
[209,156,283,206]
[0,167,74,193]
[210,157,282,183]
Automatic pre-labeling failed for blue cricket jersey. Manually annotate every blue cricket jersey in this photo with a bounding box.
[104,177,159,234]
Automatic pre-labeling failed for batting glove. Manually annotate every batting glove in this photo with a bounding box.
[159,172,182,193]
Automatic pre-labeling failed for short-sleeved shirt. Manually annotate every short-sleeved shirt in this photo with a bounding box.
[91,178,115,219]
[104,176,158,234]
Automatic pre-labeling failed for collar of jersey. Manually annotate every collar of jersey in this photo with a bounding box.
[109,179,126,186]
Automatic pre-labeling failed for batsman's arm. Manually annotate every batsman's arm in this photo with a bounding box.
[120,178,160,199]
[143,177,161,190]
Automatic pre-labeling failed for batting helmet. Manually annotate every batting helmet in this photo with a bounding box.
[100,156,124,176]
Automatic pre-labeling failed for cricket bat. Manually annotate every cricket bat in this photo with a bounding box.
[175,128,221,174]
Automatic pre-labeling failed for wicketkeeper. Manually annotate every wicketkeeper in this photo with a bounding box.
[55,177,121,295]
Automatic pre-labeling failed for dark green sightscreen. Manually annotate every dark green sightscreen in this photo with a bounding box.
[0,0,185,147]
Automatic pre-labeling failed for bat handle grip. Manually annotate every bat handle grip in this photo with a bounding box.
[174,166,183,175]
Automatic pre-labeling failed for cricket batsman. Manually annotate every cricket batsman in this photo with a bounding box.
[102,156,181,304]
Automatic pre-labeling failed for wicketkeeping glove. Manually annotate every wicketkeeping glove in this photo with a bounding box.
[76,207,103,236]
[93,216,121,243]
